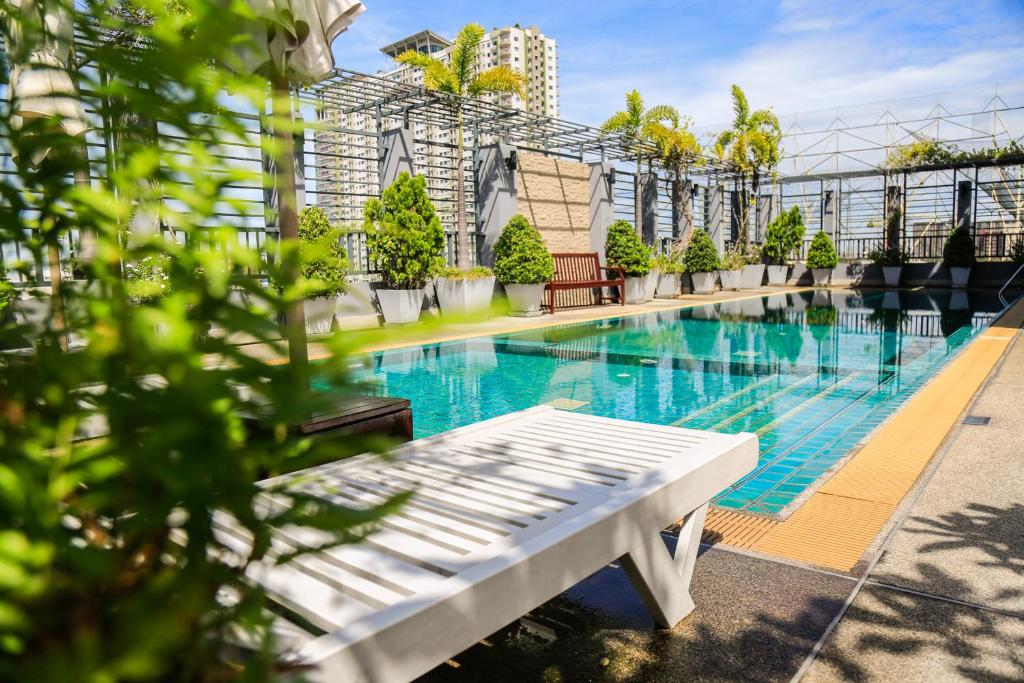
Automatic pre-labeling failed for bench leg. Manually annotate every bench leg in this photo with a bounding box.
[619,502,709,628]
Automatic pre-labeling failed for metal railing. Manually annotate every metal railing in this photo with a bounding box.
[340,230,484,277]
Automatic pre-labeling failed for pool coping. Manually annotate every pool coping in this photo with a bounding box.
[276,287,817,362]
[742,295,1024,572]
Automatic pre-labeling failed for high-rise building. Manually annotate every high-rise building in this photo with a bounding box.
[314,25,559,225]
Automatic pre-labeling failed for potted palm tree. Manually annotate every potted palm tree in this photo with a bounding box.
[647,113,701,247]
[806,231,839,286]
[713,85,782,251]
[605,219,651,303]
[435,266,495,317]
[683,229,720,294]
[762,206,804,286]
[718,246,745,291]
[494,214,554,316]
[652,252,684,298]
[364,173,445,324]
[396,24,527,271]
[601,90,677,239]
[943,226,976,288]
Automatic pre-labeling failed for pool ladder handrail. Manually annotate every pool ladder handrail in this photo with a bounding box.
[998,263,1024,307]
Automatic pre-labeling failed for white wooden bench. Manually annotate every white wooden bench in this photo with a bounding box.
[215,406,757,682]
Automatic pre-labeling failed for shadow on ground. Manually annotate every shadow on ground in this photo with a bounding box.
[417,542,855,682]
[807,501,1024,682]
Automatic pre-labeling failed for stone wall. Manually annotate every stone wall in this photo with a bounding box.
[515,152,591,253]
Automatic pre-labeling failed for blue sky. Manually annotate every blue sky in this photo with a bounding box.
[333,1,1024,131]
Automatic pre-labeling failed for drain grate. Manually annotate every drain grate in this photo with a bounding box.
[963,415,991,426]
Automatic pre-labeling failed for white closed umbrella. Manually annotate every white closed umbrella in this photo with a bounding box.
[4,0,91,352]
[238,0,365,84]
[6,0,89,164]
[236,0,365,385]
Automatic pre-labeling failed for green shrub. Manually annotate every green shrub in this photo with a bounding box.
[1010,236,1024,265]
[364,172,445,289]
[437,265,493,279]
[683,229,720,273]
[125,254,172,305]
[651,253,685,274]
[493,215,555,285]
[762,207,805,265]
[604,220,650,277]
[0,261,14,311]
[744,244,762,265]
[806,231,839,269]
[868,245,910,267]
[720,246,746,271]
[298,207,348,299]
[942,226,976,268]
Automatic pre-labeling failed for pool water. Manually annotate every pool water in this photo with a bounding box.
[347,289,1004,516]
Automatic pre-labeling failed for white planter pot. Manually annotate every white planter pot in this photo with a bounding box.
[882,291,902,310]
[643,269,660,302]
[377,288,425,324]
[504,283,546,317]
[303,297,337,335]
[718,269,742,291]
[623,277,646,304]
[741,264,766,289]
[882,266,902,288]
[655,273,681,299]
[434,276,495,316]
[690,271,717,294]
[766,265,788,286]
[949,266,971,288]
[811,268,832,286]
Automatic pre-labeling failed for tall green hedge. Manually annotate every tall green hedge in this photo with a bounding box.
[942,226,976,268]
[762,206,804,265]
[806,231,838,269]
[364,172,445,289]
[683,229,720,273]
[605,220,650,277]
[493,215,555,285]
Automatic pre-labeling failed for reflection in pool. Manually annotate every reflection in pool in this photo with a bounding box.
[344,289,1004,516]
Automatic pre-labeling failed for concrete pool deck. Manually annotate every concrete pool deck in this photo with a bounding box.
[412,297,1023,682]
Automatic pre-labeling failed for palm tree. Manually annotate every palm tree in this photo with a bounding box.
[396,24,526,271]
[601,90,678,239]
[648,113,702,249]
[714,85,781,249]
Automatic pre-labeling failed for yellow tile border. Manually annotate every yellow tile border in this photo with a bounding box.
[748,297,1024,571]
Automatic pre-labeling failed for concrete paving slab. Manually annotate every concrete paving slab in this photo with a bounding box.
[803,584,1024,682]
[867,335,1024,614]
[418,544,854,683]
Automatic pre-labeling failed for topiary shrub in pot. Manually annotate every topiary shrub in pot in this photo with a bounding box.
[762,206,804,286]
[652,253,684,299]
[942,226,976,289]
[494,214,555,316]
[364,172,445,324]
[605,219,650,304]
[434,266,495,317]
[683,228,720,294]
[718,246,745,291]
[806,230,839,286]
[295,206,348,334]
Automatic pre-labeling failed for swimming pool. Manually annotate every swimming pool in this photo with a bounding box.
[350,289,1005,516]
